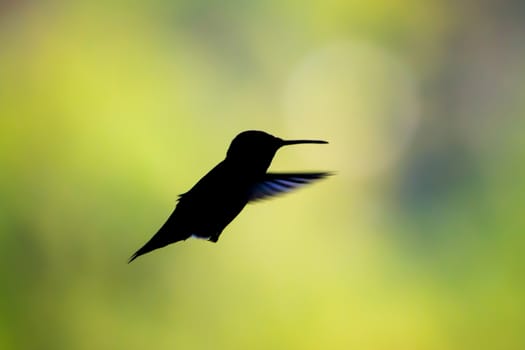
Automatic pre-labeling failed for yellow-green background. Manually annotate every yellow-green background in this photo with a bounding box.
[1,1,524,349]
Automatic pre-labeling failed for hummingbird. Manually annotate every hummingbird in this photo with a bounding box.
[129,130,330,263]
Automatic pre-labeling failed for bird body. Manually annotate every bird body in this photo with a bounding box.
[129,130,329,262]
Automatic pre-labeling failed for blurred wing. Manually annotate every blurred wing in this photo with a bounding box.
[248,172,331,202]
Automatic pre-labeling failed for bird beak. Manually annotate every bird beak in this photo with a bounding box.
[281,139,328,146]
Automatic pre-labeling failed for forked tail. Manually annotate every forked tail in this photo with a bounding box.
[128,225,189,263]
[128,240,156,263]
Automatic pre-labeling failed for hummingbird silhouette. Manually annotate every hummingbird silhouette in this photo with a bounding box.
[129,130,330,262]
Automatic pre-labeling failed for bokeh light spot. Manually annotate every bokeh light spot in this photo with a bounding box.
[284,41,420,179]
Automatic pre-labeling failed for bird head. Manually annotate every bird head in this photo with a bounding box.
[226,130,327,173]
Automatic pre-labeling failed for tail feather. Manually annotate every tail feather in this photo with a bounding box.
[128,243,153,263]
[128,225,190,263]
[128,236,171,263]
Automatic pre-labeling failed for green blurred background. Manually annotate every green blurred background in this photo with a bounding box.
[1,1,525,349]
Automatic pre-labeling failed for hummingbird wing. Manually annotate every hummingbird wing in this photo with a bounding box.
[248,172,331,202]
